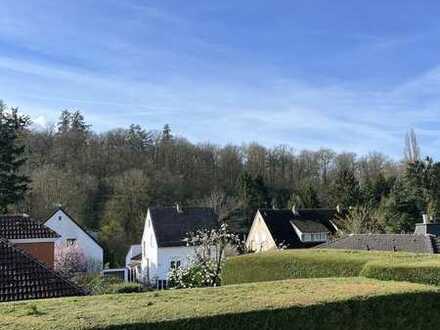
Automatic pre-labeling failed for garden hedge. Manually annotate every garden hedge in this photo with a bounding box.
[222,249,440,286]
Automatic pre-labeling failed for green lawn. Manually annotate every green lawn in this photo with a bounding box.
[1,277,440,330]
[222,249,440,285]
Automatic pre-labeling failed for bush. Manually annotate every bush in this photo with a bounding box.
[361,260,440,286]
[104,282,144,294]
[168,262,218,289]
[222,250,370,285]
[72,273,144,295]
[222,249,440,286]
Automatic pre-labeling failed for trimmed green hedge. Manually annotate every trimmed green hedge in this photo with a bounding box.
[361,260,440,286]
[222,249,440,286]
[222,249,368,285]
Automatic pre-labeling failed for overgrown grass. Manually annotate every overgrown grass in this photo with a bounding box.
[1,278,439,330]
[222,249,440,285]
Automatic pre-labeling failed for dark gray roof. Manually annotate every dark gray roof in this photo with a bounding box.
[318,234,435,254]
[149,207,218,247]
[0,238,86,302]
[0,215,59,240]
[259,208,339,248]
[291,219,330,233]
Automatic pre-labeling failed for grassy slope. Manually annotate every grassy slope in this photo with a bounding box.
[222,249,440,285]
[1,278,439,330]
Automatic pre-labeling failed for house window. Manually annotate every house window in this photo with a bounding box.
[304,233,327,242]
[303,233,311,242]
[170,260,181,269]
[58,216,62,221]
[66,238,77,246]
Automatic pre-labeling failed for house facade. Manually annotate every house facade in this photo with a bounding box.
[44,208,104,271]
[125,244,142,282]
[246,208,340,252]
[140,205,218,288]
[0,214,85,302]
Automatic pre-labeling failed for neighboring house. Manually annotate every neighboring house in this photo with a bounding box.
[44,208,104,271]
[0,214,85,302]
[125,244,142,282]
[246,208,340,252]
[0,238,86,302]
[0,214,59,268]
[319,215,440,254]
[140,205,218,288]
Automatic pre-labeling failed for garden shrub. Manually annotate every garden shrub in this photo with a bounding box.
[361,260,440,286]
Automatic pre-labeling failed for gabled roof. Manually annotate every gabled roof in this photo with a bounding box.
[44,208,103,248]
[0,215,59,240]
[0,238,86,302]
[258,208,339,248]
[318,234,435,254]
[149,207,218,247]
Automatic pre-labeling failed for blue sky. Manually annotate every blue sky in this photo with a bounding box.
[2,1,440,158]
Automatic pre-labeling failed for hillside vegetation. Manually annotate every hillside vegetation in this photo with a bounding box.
[222,249,440,286]
[1,278,440,330]
[3,103,437,266]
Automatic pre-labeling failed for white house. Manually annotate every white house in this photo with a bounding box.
[140,205,218,288]
[246,208,340,252]
[44,208,104,272]
[125,244,142,282]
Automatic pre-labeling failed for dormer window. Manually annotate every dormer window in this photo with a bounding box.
[300,232,327,242]
[291,221,329,243]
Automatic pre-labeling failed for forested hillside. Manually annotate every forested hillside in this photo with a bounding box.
[2,101,439,266]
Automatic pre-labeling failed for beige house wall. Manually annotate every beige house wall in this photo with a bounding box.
[245,211,276,252]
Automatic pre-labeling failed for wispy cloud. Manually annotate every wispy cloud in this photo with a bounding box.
[2,1,440,158]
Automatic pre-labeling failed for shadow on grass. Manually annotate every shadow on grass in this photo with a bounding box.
[96,291,440,330]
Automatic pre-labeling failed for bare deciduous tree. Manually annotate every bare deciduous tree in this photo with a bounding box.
[404,129,421,163]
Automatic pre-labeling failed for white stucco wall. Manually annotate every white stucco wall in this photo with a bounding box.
[141,210,158,283]
[245,211,277,252]
[155,246,199,281]
[45,209,104,271]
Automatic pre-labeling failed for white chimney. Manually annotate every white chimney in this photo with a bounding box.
[336,205,341,214]
[176,202,183,214]
[422,214,429,224]
[292,205,298,215]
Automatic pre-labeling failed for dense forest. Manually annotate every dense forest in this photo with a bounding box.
[1,100,439,266]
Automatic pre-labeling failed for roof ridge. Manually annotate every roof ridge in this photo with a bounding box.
[43,208,102,248]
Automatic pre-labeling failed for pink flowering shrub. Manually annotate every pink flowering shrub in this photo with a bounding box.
[54,242,88,279]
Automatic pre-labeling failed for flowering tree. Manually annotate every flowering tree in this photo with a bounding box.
[54,242,88,279]
[168,223,242,288]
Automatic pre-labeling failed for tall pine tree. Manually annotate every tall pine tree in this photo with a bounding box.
[0,102,30,212]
